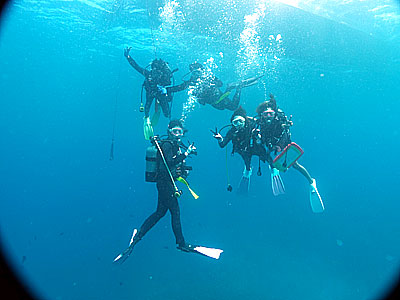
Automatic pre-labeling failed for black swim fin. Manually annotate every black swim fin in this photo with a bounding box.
[239,74,264,88]
[113,229,140,263]
[226,74,264,91]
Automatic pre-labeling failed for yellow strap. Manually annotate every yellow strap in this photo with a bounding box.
[177,177,199,199]
[214,91,231,105]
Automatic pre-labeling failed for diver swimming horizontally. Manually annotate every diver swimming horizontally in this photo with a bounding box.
[169,62,263,111]
[255,94,325,213]
[113,120,223,263]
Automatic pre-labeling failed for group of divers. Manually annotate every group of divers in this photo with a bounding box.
[114,47,325,262]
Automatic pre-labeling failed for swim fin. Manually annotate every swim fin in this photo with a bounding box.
[143,117,154,140]
[226,74,264,91]
[176,176,199,199]
[113,229,140,263]
[270,166,285,196]
[310,178,324,213]
[237,167,252,196]
[177,244,223,260]
[239,74,264,88]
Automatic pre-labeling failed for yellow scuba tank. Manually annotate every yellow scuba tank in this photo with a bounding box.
[145,145,158,182]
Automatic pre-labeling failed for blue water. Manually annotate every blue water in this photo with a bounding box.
[1,1,400,299]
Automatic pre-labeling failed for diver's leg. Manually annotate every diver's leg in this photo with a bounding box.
[237,152,252,195]
[210,90,227,110]
[211,100,226,110]
[224,88,242,111]
[167,195,185,247]
[159,96,171,118]
[254,144,267,163]
[144,92,155,118]
[137,184,169,239]
[292,161,313,184]
[240,153,252,171]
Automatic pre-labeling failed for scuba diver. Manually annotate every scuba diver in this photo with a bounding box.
[255,94,325,213]
[124,47,179,140]
[114,120,223,262]
[211,106,267,195]
[169,62,263,111]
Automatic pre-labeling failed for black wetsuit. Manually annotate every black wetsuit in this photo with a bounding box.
[137,139,187,246]
[169,72,241,111]
[218,117,267,170]
[257,109,291,164]
[257,110,313,183]
[126,56,173,118]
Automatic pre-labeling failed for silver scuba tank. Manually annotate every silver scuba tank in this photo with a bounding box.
[145,145,158,182]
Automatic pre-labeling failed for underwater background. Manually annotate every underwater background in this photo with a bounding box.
[1,0,400,299]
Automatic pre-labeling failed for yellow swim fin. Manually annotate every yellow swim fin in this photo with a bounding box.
[143,117,154,140]
[177,176,199,199]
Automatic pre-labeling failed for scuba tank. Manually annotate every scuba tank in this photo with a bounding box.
[145,145,158,182]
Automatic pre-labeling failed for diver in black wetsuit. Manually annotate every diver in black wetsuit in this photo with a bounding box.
[169,62,262,111]
[255,94,292,166]
[114,120,197,262]
[255,94,313,180]
[124,47,177,120]
[212,106,267,194]
[255,95,324,212]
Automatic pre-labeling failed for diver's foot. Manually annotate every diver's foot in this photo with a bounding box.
[225,82,237,92]
[177,243,195,252]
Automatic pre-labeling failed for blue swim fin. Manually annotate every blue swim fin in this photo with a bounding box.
[237,167,252,196]
[270,166,285,196]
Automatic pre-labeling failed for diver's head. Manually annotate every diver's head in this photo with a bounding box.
[168,119,185,141]
[261,107,276,124]
[189,62,204,78]
[231,115,246,129]
[151,58,167,70]
[256,96,277,124]
[230,106,247,130]
[189,62,203,72]
[256,94,278,115]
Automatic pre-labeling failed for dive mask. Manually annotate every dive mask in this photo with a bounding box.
[232,116,246,128]
[261,108,275,119]
[169,127,184,137]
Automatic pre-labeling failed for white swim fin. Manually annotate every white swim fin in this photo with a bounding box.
[310,179,324,213]
[193,246,224,260]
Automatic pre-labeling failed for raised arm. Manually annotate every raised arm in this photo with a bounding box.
[124,47,149,77]
[212,127,233,148]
